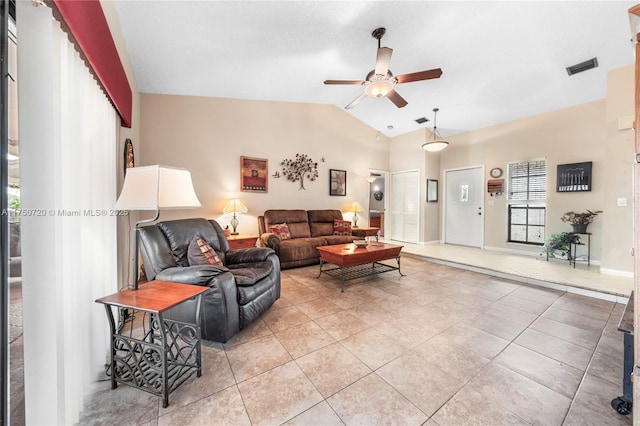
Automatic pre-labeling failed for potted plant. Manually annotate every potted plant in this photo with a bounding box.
[560,210,602,233]
[543,232,581,260]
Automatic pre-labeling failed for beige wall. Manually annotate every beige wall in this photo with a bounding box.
[602,65,634,273]
[439,65,634,274]
[139,94,391,234]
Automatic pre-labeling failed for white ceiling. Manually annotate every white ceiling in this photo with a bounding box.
[113,1,636,138]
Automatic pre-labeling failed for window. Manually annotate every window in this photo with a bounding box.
[507,160,546,245]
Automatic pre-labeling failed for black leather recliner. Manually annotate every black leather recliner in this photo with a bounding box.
[138,218,281,343]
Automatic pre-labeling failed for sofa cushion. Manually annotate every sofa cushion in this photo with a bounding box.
[308,209,344,237]
[270,223,291,241]
[324,235,358,245]
[187,236,224,266]
[227,261,274,286]
[278,238,325,264]
[333,219,352,236]
[263,209,311,238]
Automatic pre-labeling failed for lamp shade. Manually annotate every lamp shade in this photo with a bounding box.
[346,201,364,213]
[114,165,201,210]
[223,199,248,214]
[421,141,449,152]
[366,177,377,183]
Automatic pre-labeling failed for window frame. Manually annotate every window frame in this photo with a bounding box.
[506,159,547,246]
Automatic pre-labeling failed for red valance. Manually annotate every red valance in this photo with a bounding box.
[46,0,132,128]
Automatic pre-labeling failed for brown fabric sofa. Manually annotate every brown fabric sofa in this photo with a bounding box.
[258,209,358,269]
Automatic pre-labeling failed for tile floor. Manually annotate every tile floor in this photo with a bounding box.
[79,253,634,425]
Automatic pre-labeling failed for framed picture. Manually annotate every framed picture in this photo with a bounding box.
[427,179,438,202]
[329,169,347,196]
[124,138,134,174]
[557,161,592,192]
[240,156,268,192]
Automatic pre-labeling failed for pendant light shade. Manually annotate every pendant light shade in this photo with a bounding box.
[421,108,449,152]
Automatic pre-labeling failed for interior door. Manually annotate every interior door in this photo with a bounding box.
[444,167,484,247]
[390,170,419,243]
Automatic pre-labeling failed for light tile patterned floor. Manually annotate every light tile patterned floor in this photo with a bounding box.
[80,253,634,425]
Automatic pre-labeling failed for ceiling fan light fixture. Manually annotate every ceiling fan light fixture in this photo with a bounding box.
[422,107,449,152]
[364,79,394,98]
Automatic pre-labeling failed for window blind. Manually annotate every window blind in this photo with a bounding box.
[508,160,546,201]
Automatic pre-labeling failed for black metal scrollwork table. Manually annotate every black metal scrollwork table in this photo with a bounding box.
[95,280,208,408]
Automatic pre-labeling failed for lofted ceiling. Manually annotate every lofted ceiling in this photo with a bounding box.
[113,1,636,138]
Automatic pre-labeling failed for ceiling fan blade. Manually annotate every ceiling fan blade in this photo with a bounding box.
[395,68,443,84]
[374,47,393,76]
[387,90,408,108]
[324,80,365,85]
[345,92,367,109]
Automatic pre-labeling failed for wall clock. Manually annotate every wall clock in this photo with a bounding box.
[124,138,134,174]
[374,191,384,201]
[490,167,503,178]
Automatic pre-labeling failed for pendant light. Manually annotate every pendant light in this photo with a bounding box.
[421,108,449,152]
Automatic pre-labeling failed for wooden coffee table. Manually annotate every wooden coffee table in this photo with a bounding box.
[316,242,404,291]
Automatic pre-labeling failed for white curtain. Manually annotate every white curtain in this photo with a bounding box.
[17,3,118,424]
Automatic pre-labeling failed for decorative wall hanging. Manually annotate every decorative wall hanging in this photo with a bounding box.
[280,153,319,190]
[557,161,592,192]
[124,138,134,174]
[330,169,347,196]
[488,179,504,196]
[240,156,268,193]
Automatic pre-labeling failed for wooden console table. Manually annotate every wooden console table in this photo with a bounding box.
[95,280,208,407]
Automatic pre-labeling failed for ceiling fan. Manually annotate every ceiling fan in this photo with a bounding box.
[324,27,443,110]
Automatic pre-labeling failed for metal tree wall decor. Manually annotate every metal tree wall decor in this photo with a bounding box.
[280,153,319,190]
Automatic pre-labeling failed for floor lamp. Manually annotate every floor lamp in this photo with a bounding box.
[115,165,201,290]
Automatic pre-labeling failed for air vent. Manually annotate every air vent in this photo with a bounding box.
[566,57,598,76]
[414,117,429,124]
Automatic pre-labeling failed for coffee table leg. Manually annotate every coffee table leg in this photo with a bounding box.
[317,259,325,278]
[397,257,406,277]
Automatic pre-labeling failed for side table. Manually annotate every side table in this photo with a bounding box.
[227,234,259,250]
[352,227,380,241]
[95,280,208,407]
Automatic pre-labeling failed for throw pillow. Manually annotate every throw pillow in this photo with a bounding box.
[270,223,291,241]
[333,219,352,236]
[187,236,224,266]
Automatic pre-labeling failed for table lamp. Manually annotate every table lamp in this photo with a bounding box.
[346,201,364,228]
[223,198,248,235]
[115,165,201,290]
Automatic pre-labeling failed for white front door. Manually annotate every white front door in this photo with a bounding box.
[444,167,484,247]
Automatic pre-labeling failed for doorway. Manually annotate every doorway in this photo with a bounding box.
[444,166,484,247]
[367,170,387,237]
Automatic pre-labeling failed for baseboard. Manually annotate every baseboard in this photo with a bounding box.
[599,268,634,279]
[484,245,540,257]
[418,240,441,245]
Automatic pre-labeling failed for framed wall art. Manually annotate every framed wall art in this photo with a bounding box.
[240,156,268,193]
[427,179,438,202]
[329,169,346,196]
[557,161,592,192]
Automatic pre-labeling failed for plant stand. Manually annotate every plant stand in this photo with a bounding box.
[569,232,591,268]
